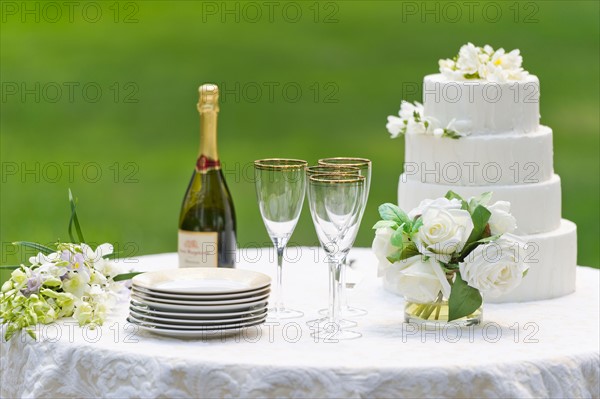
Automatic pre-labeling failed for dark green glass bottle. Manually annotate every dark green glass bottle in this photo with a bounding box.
[178,84,236,268]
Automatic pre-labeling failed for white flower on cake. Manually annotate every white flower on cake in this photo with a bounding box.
[456,42,480,76]
[439,42,528,82]
[413,206,474,263]
[487,201,518,235]
[386,101,466,140]
[459,235,528,297]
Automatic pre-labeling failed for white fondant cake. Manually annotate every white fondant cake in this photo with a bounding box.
[398,173,562,235]
[423,74,540,135]
[394,46,577,303]
[404,126,554,185]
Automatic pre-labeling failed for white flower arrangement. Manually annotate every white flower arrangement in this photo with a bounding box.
[386,101,470,140]
[372,191,528,321]
[439,42,528,82]
[0,191,138,341]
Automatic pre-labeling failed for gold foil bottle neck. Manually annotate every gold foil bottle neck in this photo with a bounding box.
[198,84,219,113]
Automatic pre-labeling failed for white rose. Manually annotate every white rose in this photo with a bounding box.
[456,42,481,75]
[408,197,463,219]
[414,207,474,263]
[372,227,397,277]
[459,235,529,297]
[487,201,517,235]
[382,255,451,303]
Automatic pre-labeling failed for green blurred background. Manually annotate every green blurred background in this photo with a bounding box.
[1,1,598,269]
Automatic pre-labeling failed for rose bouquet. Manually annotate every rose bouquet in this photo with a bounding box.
[372,191,529,325]
[0,191,138,340]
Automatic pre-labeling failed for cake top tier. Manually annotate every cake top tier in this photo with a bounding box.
[439,43,529,83]
[386,43,540,139]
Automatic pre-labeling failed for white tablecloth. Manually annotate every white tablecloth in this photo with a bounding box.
[1,248,599,398]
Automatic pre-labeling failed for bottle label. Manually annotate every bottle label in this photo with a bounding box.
[178,230,218,268]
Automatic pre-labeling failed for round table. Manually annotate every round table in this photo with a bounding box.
[1,248,598,398]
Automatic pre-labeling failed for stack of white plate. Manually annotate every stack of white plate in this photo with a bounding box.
[128,268,271,338]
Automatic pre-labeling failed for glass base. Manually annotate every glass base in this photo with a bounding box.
[317,306,368,318]
[306,317,357,329]
[268,307,304,320]
[404,300,482,327]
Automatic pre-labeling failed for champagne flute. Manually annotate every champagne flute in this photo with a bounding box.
[254,159,307,319]
[307,173,365,340]
[318,157,371,317]
[305,165,361,329]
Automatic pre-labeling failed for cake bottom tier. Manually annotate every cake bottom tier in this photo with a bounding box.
[487,219,577,303]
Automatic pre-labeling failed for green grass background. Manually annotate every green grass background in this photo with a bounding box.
[1,1,598,270]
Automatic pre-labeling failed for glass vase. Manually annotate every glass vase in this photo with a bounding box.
[404,296,483,327]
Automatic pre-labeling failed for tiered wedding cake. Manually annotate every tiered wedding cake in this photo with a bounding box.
[387,43,577,303]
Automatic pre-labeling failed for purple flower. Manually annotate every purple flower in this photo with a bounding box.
[60,251,87,273]
[20,272,43,297]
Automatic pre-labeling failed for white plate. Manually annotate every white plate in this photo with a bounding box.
[130,298,269,313]
[131,285,271,300]
[129,307,268,325]
[127,317,266,338]
[132,268,271,294]
[130,290,270,306]
[128,312,267,330]
[130,302,268,319]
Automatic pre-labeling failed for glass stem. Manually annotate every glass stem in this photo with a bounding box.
[275,246,284,312]
[340,255,348,311]
[328,259,343,329]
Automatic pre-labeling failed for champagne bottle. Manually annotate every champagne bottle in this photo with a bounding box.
[178,84,237,268]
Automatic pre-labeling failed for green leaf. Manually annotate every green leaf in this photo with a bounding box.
[103,252,124,260]
[386,249,402,264]
[468,192,493,213]
[463,205,491,248]
[372,220,398,230]
[68,189,85,244]
[390,228,406,249]
[11,241,56,255]
[411,217,423,234]
[463,72,481,79]
[476,192,493,206]
[444,191,468,210]
[378,203,411,225]
[398,243,420,261]
[441,129,462,139]
[113,272,143,282]
[448,273,482,321]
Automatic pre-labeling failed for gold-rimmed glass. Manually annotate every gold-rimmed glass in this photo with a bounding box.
[318,157,371,318]
[306,165,360,177]
[307,173,365,340]
[254,158,307,319]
